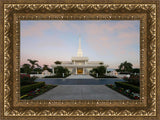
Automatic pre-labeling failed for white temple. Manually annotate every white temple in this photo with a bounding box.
[51,37,108,75]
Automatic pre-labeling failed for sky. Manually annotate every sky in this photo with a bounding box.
[20,20,140,69]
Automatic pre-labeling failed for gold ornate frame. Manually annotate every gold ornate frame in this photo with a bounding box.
[0,0,160,119]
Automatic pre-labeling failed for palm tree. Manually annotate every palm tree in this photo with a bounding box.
[118,61,133,73]
[27,59,39,70]
[35,63,41,68]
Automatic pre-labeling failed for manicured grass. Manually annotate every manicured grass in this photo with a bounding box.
[20,85,57,100]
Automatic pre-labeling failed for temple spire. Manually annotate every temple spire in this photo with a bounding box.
[79,36,81,49]
[77,36,83,57]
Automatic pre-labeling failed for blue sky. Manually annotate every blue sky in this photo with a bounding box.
[20,20,140,69]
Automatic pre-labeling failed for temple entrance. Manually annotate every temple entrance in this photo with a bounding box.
[77,68,83,74]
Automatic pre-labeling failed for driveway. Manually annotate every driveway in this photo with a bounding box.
[33,85,130,100]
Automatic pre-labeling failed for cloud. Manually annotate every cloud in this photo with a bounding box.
[21,22,51,38]
[37,35,66,47]
[21,20,140,68]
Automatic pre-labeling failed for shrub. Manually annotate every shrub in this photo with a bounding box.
[20,74,30,80]
[90,74,117,78]
[123,74,140,86]
[123,76,129,81]
[128,74,140,86]
[21,82,45,95]
[20,74,37,86]
[115,82,140,93]
[44,74,71,78]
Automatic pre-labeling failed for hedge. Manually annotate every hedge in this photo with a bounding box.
[21,82,45,95]
[115,82,140,93]
[44,74,71,78]
[90,74,117,78]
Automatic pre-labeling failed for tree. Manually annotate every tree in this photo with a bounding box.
[64,67,70,75]
[90,66,106,77]
[54,66,69,77]
[115,69,120,72]
[34,67,43,74]
[27,59,39,70]
[43,64,49,70]
[97,66,106,76]
[132,68,140,74]
[21,64,31,74]
[90,68,98,75]
[99,62,104,65]
[35,63,41,68]
[42,64,53,73]
[54,61,62,65]
[118,61,133,73]
[47,68,53,73]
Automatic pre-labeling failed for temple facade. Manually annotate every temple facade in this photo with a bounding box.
[51,37,108,75]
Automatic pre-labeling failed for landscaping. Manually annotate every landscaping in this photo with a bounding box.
[20,85,57,100]
[90,66,117,78]
[44,74,71,78]
[115,81,139,93]
[20,74,37,86]
[20,73,57,100]
[106,82,140,100]
[106,73,140,100]
[90,74,117,78]
[123,74,140,86]
[21,82,45,96]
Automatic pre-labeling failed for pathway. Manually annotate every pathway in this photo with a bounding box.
[33,85,129,100]
[66,74,94,79]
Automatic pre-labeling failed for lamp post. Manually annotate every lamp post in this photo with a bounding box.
[96,73,98,78]
[52,67,54,75]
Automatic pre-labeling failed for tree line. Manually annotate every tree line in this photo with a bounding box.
[116,61,140,74]
[20,60,69,77]
[20,59,52,74]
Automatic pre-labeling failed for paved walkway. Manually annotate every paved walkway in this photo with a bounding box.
[66,74,94,79]
[33,85,130,100]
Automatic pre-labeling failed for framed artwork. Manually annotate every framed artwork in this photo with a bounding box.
[0,0,160,119]
[20,20,139,101]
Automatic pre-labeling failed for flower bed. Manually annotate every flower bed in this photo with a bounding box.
[115,82,140,93]
[106,84,140,100]
[20,85,57,100]
[20,74,37,86]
